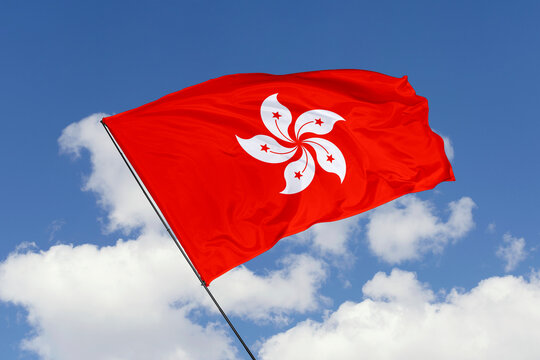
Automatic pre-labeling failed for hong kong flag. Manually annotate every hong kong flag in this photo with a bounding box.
[103,70,454,284]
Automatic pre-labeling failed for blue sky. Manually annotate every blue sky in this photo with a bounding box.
[1,1,539,359]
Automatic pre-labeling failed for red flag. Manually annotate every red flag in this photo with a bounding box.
[103,70,454,284]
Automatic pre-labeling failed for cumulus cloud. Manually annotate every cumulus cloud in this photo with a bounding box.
[296,216,361,256]
[441,135,454,161]
[259,269,540,360]
[0,233,236,360]
[496,233,527,272]
[214,254,327,323]
[366,195,475,263]
[58,113,160,233]
[362,268,434,306]
[0,231,329,359]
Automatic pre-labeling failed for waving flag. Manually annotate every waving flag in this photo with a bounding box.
[102,70,454,284]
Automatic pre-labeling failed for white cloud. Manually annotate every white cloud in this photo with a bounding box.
[213,254,327,323]
[259,269,540,360]
[362,268,434,306]
[366,195,475,263]
[14,241,38,253]
[58,113,160,233]
[0,233,236,360]
[441,135,454,161]
[0,232,329,359]
[297,216,361,256]
[497,233,527,272]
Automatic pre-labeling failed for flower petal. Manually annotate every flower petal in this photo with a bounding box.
[281,147,316,194]
[260,93,294,143]
[294,110,344,139]
[303,137,346,182]
[236,135,297,164]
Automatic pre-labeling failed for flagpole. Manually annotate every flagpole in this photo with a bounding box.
[101,120,257,360]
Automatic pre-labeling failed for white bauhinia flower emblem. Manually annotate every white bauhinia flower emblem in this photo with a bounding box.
[236,93,346,194]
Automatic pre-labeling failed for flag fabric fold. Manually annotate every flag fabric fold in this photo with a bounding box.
[103,69,454,284]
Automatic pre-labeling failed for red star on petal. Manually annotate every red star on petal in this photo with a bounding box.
[294,171,303,179]
[327,154,334,163]
[272,112,282,119]
[315,118,324,126]
[260,144,270,152]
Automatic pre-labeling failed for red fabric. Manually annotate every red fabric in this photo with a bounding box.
[103,70,454,284]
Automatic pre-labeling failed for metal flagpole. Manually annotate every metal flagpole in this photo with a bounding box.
[101,120,257,360]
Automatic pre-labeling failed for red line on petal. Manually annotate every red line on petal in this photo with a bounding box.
[270,146,298,155]
[302,148,309,173]
[296,121,314,139]
[304,140,329,154]
[275,119,292,142]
